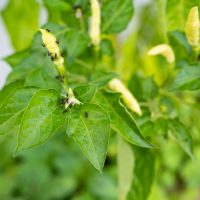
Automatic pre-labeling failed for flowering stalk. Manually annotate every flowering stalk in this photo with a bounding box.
[39,29,68,91]
[39,28,81,108]
[185,6,200,52]
[89,0,101,49]
[75,7,85,31]
[148,44,175,64]
[108,78,142,115]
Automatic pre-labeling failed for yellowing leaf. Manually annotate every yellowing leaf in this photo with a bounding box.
[108,78,142,115]
[185,6,200,48]
[148,44,175,64]
[89,0,101,47]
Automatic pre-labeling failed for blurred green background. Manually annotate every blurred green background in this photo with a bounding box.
[0,0,200,200]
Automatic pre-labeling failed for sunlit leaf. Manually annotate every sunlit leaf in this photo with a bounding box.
[16,89,65,153]
[2,0,39,50]
[170,65,200,91]
[101,0,133,33]
[66,103,110,171]
[168,118,193,158]
[0,87,38,136]
[166,0,200,31]
[4,49,29,68]
[43,0,71,11]
[93,90,153,148]
[73,85,96,103]
[64,30,90,63]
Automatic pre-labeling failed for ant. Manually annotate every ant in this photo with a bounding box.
[55,75,65,83]
[84,112,88,118]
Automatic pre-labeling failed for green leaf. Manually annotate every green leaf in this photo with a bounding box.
[0,87,38,136]
[127,147,156,200]
[31,23,64,52]
[100,39,114,56]
[168,31,192,63]
[129,75,158,101]
[91,71,117,87]
[2,0,39,50]
[16,89,65,153]
[159,96,174,115]
[168,118,193,158]
[73,85,96,103]
[93,90,153,148]
[43,0,71,11]
[4,49,29,68]
[166,0,200,31]
[101,0,134,33]
[64,30,90,63]
[25,67,62,92]
[153,117,169,136]
[7,52,57,85]
[66,103,110,171]
[0,81,24,108]
[7,53,48,83]
[170,65,200,91]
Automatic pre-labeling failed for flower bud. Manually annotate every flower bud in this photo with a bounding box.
[148,44,175,63]
[89,0,101,47]
[108,78,142,115]
[185,6,200,48]
[39,28,64,65]
[39,28,68,93]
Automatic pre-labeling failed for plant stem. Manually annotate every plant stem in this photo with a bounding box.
[57,64,69,93]
[79,14,85,32]
[92,46,99,72]
[193,47,199,61]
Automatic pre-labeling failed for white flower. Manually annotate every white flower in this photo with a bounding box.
[65,88,82,109]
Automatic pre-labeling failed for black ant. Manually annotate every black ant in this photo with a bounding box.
[84,112,88,118]
[48,52,58,61]
[59,98,66,105]
[55,75,65,83]
[59,97,69,113]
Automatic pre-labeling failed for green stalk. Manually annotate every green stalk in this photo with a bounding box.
[92,46,99,72]
[192,46,200,61]
[57,64,69,93]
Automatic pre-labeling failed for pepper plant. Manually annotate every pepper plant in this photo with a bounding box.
[1,0,200,199]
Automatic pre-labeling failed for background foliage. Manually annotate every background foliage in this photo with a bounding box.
[0,0,200,200]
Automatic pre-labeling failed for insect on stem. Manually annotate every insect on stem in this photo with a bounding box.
[39,28,69,92]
